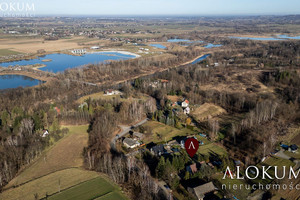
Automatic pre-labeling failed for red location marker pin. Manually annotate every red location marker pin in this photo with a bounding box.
[185,138,199,158]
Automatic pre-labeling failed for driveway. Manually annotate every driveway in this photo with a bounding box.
[275,149,291,160]
[110,118,148,151]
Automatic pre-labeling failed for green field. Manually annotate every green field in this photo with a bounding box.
[141,121,196,144]
[95,192,126,200]
[255,156,295,185]
[48,177,127,200]
[261,156,295,169]
[0,124,128,200]
[6,125,89,187]
[0,48,21,56]
[0,168,99,200]
[197,143,227,157]
[214,174,251,200]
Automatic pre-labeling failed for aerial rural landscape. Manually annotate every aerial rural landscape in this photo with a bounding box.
[0,1,300,200]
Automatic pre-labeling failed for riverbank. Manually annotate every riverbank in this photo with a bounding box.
[0,71,53,82]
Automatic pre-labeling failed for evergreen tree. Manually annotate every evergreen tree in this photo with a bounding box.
[156,156,166,178]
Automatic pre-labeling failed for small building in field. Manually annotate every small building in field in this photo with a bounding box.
[188,182,217,200]
[104,89,121,96]
[70,49,86,54]
[90,46,100,49]
[123,138,140,149]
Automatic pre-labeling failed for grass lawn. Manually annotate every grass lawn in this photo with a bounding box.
[262,156,295,169]
[214,174,251,200]
[197,143,227,157]
[5,125,89,187]
[255,156,295,185]
[0,48,21,56]
[141,121,197,144]
[284,151,300,159]
[0,168,99,200]
[94,191,127,200]
[48,177,127,200]
[1,124,129,200]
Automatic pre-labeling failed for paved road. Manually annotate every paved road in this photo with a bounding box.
[110,118,148,151]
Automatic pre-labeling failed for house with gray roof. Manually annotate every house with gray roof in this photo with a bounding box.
[123,138,140,149]
[187,182,216,200]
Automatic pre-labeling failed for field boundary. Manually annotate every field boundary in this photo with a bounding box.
[39,176,102,200]
[2,167,82,192]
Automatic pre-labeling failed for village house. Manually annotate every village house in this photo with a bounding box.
[70,49,87,54]
[181,99,189,108]
[289,144,298,153]
[188,182,217,200]
[104,89,121,96]
[281,144,299,153]
[123,138,140,149]
[150,144,166,156]
[54,107,61,115]
[42,130,49,137]
[184,106,190,115]
[90,46,100,49]
[186,163,199,174]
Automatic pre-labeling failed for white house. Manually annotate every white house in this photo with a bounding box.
[70,49,86,54]
[184,107,190,115]
[90,46,100,50]
[123,138,140,149]
[104,89,121,96]
[182,100,189,108]
[42,130,49,137]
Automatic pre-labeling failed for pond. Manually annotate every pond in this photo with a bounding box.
[204,43,222,48]
[149,44,167,49]
[0,75,43,90]
[0,52,137,73]
[191,54,210,65]
[277,35,300,40]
